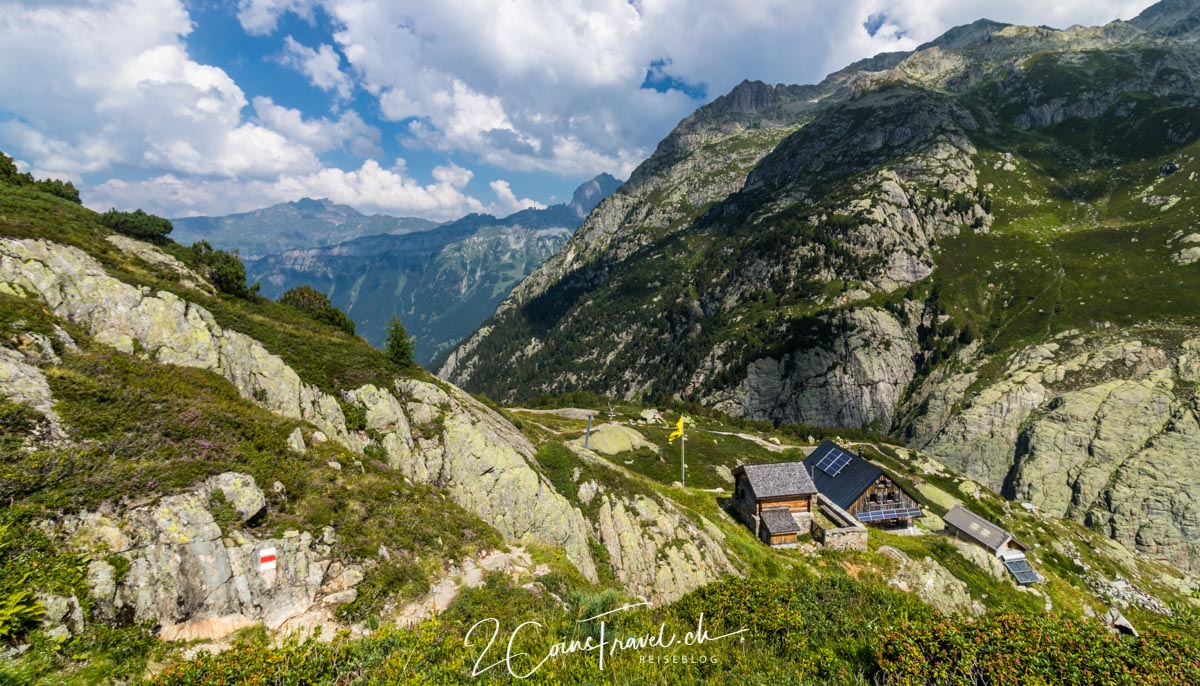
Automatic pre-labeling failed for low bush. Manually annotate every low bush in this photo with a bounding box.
[98,208,173,242]
[280,285,356,335]
[187,240,251,297]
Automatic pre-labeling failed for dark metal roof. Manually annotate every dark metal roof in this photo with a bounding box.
[802,440,884,511]
[733,461,817,499]
[944,505,1012,551]
[760,507,801,535]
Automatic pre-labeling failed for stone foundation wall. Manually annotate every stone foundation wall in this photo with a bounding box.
[811,493,868,551]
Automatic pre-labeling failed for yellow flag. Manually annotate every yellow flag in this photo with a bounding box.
[668,416,685,443]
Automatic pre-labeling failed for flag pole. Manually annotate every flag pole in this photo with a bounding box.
[681,422,686,488]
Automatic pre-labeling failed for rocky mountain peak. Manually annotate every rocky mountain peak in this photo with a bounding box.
[289,197,338,212]
[569,173,622,217]
[919,18,1011,51]
[1130,0,1200,36]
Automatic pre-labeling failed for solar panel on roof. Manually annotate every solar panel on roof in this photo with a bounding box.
[815,447,852,477]
[1004,558,1041,585]
[856,506,923,522]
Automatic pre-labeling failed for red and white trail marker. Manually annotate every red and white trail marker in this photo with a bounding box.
[259,548,278,572]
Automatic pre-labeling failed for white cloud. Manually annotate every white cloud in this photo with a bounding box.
[489,179,545,216]
[90,159,489,220]
[2,0,1161,220]
[237,0,316,35]
[251,97,381,157]
[278,36,355,100]
[0,0,333,180]
[244,0,1155,180]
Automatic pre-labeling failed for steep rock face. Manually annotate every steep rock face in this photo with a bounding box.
[346,379,598,582]
[64,473,362,641]
[567,446,738,602]
[595,492,737,602]
[0,236,597,581]
[915,332,1200,571]
[440,77,986,427]
[706,308,918,428]
[0,237,353,446]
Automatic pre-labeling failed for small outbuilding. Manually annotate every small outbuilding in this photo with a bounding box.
[803,441,923,529]
[731,461,818,547]
[944,504,1041,585]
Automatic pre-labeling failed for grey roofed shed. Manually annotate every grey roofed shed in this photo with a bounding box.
[760,507,802,534]
[733,461,818,499]
[944,505,1024,554]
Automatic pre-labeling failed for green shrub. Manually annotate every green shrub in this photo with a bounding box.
[98,208,173,242]
[0,151,80,204]
[0,522,44,640]
[877,613,1200,685]
[280,285,355,335]
[187,240,250,297]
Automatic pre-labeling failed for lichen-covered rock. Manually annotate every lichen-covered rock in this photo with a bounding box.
[880,545,984,616]
[0,237,353,447]
[595,492,738,602]
[0,345,65,439]
[348,378,598,582]
[916,333,1200,571]
[59,473,361,640]
[570,423,658,455]
[105,234,213,294]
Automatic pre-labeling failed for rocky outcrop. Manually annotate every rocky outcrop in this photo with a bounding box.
[0,237,353,446]
[566,445,738,602]
[0,342,65,440]
[917,332,1200,572]
[595,491,737,602]
[106,234,214,294]
[394,548,554,628]
[707,308,918,428]
[347,379,598,582]
[62,473,362,641]
[0,236,599,582]
[880,545,985,616]
[570,423,658,455]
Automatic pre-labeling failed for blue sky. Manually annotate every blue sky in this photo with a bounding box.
[0,0,1156,221]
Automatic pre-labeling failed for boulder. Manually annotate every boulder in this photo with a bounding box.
[570,423,658,455]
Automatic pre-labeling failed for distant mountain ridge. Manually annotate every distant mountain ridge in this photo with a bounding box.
[247,174,621,366]
[170,198,441,259]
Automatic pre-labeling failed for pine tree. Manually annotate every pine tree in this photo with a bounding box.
[385,316,415,367]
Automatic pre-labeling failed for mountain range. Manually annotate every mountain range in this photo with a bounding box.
[170,198,441,260]
[6,1,1200,681]
[442,1,1200,572]
[245,173,621,365]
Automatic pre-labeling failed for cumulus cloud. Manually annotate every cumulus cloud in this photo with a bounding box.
[0,0,325,180]
[91,158,489,220]
[248,0,1155,180]
[251,97,381,157]
[237,0,316,35]
[489,179,546,216]
[2,0,1159,220]
[278,36,355,100]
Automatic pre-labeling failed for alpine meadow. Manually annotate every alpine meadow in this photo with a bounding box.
[4,1,1200,685]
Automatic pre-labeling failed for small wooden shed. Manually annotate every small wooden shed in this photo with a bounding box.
[944,505,1041,585]
[731,461,818,547]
